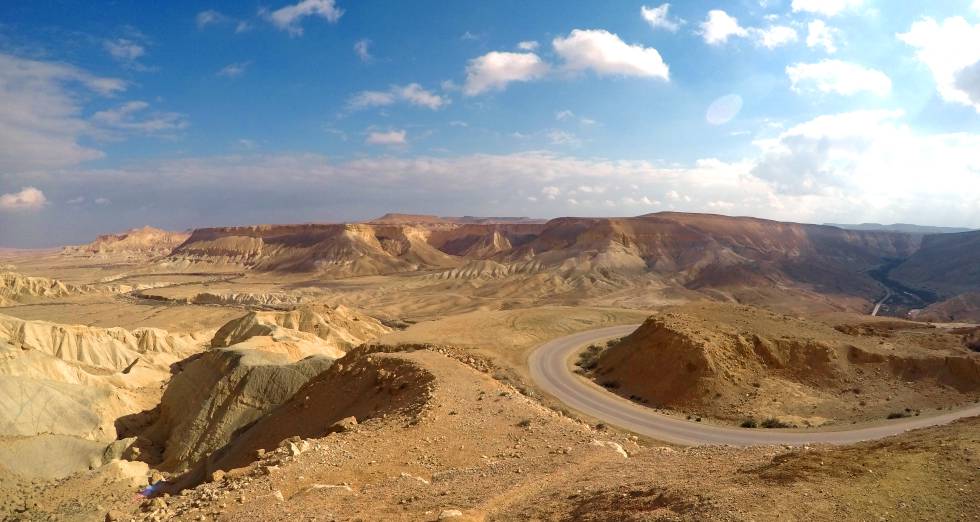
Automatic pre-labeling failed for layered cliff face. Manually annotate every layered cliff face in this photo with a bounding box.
[63,226,190,258]
[0,271,93,306]
[210,304,392,359]
[161,213,925,311]
[592,303,980,424]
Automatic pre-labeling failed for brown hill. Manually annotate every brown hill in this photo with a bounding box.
[64,226,190,258]
[913,292,980,323]
[168,213,921,308]
[891,229,980,298]
[591,303,980,424]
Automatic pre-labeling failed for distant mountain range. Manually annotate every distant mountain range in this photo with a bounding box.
[825,223,975,234]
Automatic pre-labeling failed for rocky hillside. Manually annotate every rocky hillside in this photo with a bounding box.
[167,213,921,308]
[591,303,980,425]
[210,304,391,358]
[0,313,204,480]
[63,226,190,258]
[0,271,93,306]
[913,292,980,323]
[891,229,980,298]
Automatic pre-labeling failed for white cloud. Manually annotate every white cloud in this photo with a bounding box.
[263,0,343,36]
[974,0,980,14]
[898,16,980,113]
[16,138,980,239]
[0,53,125,173]
[700,10,749,45]
[365,129,407,145]
[348,83,448,110]
[354,39,373,62]
[217,62,251,78]
[463,52,548,95]
[552,29,669,80]
[752,25,798,49]
[0,187,47,212]
[94,197,111,206]
[641,4,682,32]
[786,60,891,96]
[517,40,539,51]
[806,20,838,53]
[196,10,225,28]
[751,110,980,228]
[791,0,864,17]
[103,38,146,68]
[555,110,574,121]
[92,101,189,134]
[236,21,252,33]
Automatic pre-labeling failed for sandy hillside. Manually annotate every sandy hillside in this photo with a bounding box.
[590,303,980,426]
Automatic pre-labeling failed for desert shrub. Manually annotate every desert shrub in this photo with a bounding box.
[517,419,532,428]
[886,412,909,419]
[761,418,790,429]
[740,419,758,428]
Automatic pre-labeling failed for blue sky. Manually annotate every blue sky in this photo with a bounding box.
[2,0,980,246]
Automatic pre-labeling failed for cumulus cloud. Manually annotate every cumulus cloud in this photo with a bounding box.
[752,25,798,49]
[348,83,448,110]
[751,110,980,231]
[516,41,539,51]
[217,62,251,78]
[700,10,749,45]
[552,29,669,80]
[791,0,864,17]
[463,52,548,95]
[0,53,126,174]
[354,39,373,62]
[641,4,682,32]
[786,60,891,96]
[365,129,407,145]
[263,0,343,36]
[899,16,980,113]
[92,101,189,134]
[0,187,47,212]
[806,20,838,53]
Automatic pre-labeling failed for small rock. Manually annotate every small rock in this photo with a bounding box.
[210,470,225,483]
[590,440,628,459]
[438,509,464,519]
[273,490,285,502]
[327,416,358,434]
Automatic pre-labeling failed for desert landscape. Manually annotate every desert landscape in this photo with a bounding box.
[4,1,980,520]
[0,213,978,521]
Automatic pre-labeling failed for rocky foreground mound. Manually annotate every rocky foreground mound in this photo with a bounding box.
[0,314,204,480]
[592,303,980,425]
[210,304,391,358]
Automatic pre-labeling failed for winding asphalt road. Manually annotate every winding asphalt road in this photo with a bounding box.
[528,325,980,446]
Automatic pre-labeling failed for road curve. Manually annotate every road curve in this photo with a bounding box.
[528,325,980,446]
